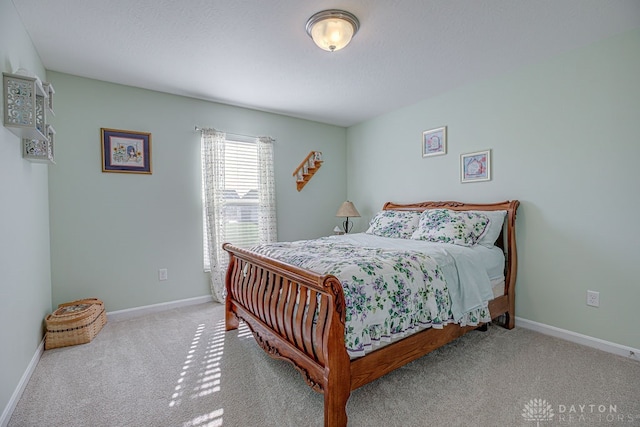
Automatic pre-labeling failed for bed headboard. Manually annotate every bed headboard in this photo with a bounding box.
[382,199,519,214]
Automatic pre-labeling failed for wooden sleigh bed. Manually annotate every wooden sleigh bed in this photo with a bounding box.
[223,200,519,426]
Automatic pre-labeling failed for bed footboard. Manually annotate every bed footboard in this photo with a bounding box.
[223,243,351,426]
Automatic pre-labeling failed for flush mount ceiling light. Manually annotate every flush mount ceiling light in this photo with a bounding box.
[305,9,360,52]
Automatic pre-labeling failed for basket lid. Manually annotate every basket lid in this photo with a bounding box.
[53,303,92,316]
[51,304,94,318]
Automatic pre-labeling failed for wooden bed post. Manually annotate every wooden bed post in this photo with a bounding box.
[225,296,239,331]
[324,342,351,426]
[323,277,351,427]
[503,200,520,329]
[224,247,239,331]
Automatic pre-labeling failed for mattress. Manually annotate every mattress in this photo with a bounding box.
[492,278,506,298]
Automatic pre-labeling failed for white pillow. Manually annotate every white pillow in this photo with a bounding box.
[411,209,490,247]
[472,210,507,248]
[366,210,421,239]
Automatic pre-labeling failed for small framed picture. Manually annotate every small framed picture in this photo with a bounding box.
[422,126,447,157]
[101,128,152,174]
[461,149,491,183]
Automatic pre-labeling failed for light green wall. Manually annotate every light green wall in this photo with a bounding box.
[0,0,52,419]
[347,29,640,349]
[47,72,347,312]
[3,2,638,420]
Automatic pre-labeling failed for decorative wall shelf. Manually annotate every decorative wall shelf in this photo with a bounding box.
[3,70,56,164]
[23,125,55,163]
[293,151,323,191]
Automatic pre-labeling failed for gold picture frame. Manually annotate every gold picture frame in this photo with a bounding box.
[101,128,152,174]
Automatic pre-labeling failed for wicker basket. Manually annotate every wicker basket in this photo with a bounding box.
[45,298,107,350]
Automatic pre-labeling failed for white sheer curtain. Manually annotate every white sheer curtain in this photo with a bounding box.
[201,130,277,302]
[257,137,277,244]
[202,129,227,302]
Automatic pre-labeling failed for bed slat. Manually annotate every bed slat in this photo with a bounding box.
[292,288,307,350]
[283,281,297,342]
[303,290,319,360]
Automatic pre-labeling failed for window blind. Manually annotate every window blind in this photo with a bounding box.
[222,139,260,247]
[202,138,260,271]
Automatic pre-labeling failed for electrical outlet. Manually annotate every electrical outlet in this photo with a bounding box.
[586,290,599,307]
[159,268,168,281]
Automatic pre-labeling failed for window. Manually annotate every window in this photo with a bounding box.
[202,139,260,269]
[200,130,276,301]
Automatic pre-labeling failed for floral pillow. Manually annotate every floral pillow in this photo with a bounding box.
[366,210,421,239]
[411,209,490,246]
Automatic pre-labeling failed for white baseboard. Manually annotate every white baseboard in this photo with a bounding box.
[0,339,44,427]
[107,294,215,322]
[515,317,640,362]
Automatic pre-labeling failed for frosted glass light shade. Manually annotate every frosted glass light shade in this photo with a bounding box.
[306,10,360,52]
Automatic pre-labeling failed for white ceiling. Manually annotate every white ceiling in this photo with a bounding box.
[11,0,640,127]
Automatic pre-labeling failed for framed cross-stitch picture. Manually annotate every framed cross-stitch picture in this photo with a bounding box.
[101,128,152,174]
[460,149,491,183]
[422,126,447,157]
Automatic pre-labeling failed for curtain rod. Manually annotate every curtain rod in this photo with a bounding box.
[194,126,272,141]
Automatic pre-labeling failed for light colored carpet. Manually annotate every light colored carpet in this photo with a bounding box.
[8,302,640,427]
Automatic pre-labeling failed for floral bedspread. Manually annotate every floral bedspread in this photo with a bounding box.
[250,238,491,357]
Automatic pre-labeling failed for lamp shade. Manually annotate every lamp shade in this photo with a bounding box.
[306,10,360,52]
[336,201,360,218]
